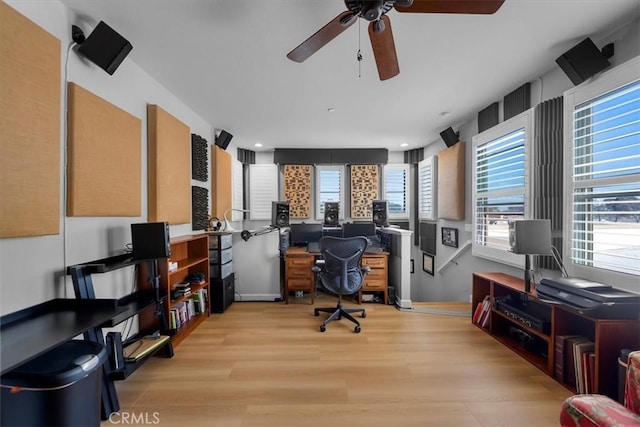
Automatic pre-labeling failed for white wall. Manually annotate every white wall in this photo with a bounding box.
[1,0,214,314]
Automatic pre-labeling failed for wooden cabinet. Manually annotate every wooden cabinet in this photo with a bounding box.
[284,247,315,304]
[155,234,210,347]
[472,272,640,398]
[358,253,389,304]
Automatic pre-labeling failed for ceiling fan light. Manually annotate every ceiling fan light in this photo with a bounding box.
[372,19,385,33]
[361,0,384,21]
[340,13,357,26]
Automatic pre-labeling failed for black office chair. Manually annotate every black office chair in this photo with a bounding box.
[312,236,370,333]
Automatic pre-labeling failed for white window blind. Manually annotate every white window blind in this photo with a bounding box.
[472,110,533,265]
[569,79,640,277]
[418,156,437,221]
[232,160,244,218]
[384,164,410,219]
[316,165,344,219]
[249,164,278,221]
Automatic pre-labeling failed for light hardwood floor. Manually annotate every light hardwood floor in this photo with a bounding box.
[109,294,572,427]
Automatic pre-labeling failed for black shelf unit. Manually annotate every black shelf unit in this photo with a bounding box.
[67,254,174,420]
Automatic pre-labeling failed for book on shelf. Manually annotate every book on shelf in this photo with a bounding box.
[565,336,590,388]
[472,298,486,324]
[478,296,492,327]
[574,340,595,393]
[554,334,581,382]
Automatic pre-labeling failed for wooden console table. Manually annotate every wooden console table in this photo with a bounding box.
[472,272,640,399]
[284,247,389,304]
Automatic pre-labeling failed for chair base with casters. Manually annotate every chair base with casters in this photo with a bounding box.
[311,236,371,333]
[314,294,366,333]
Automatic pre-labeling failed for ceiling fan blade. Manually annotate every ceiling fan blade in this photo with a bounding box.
[368,15,399,81]
[394,0,505,14]
[287,11,357,63]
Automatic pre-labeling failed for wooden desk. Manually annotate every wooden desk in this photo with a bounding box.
[284,247,389,305]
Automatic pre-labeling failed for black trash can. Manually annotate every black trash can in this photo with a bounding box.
[1,340,106,427]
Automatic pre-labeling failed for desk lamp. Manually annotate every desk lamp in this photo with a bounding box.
[508,219,553,294]
[223,208,250,232]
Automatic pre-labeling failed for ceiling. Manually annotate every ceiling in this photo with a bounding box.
[59,0,640,152]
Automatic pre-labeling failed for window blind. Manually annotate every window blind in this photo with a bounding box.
[316,165,343,218]
[570,80,640,276]
[384,164,409,218]
[418,156,437,221]
[249,164,278,221]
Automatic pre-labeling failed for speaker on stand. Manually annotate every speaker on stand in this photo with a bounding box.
[271,201,290,228]
[323,202,339,227]
[372,200,388,227]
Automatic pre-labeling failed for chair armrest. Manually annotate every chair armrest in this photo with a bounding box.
[311,266,321,273]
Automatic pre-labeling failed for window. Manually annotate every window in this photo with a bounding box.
[248,164,278,220]
[564,57,640,286]
[472,110,533,265]
[418,156,437,221]
[383,164,410,219]
[315,165,344,220]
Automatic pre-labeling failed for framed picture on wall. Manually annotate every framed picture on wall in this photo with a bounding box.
[422,252,434,276]
[441,227,459,248]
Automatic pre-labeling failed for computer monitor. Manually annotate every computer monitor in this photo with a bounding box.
[289,223,323,246]
[342,222,377,239]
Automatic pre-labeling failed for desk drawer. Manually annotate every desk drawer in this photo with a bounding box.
[362,257,386,268]
[363,279,386,290]
[287,257,313,268]
[288,278,313,290]
[364,268,386,279]
[287,267,311,279]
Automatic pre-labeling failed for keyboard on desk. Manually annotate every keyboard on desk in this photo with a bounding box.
[365,245,384,254]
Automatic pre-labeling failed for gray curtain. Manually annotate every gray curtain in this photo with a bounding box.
[533,96,563,270]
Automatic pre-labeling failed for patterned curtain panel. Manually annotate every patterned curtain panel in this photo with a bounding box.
[284,165,311,218]
[351,165,379,218]
[534,96,563,270]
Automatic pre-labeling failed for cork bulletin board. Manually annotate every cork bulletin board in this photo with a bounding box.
[437,141,465,220]
[350,165,379,218]
[284,165,311,218]
[67,83,141,216]
[147,104,191,224]
[0,2,60,238]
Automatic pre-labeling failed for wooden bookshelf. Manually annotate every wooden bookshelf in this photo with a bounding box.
[141,234,210,348]
[472,272,640,399]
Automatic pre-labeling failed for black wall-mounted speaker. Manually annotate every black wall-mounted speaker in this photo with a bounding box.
[556,37,611,86]
[372,200,388,227]
[271,201,290,228]
[76,21,132,75]
[439,127,459,148]
[323,202,340,227]
[215,130,233,150]
[131,222,170,260]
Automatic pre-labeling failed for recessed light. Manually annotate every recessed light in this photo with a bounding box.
[254,143,263,147]
[327,108,336,113]
[400,143,409,147]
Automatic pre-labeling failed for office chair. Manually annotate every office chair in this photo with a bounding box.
[312,236,370,333]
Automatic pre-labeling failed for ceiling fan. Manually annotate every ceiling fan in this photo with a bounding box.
[287,0,505,81]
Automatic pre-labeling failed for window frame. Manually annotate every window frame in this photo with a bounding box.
[471,109,534,267]
[563,56,640,289]
[383,163,410,220]
[315,164,345,221]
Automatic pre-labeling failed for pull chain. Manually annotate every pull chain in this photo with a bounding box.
[357,18,362,78]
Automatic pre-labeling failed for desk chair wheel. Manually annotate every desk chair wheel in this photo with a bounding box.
[354,325,361,333]
[361,312,366,318]
[320,325,326,332]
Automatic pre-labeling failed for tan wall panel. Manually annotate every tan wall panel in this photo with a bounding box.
[284,165,311,219]
[0,2,60,237]
[438,141,466,220]
[212,146,232,219]
[67,83,141,216]
[147,105,190,224]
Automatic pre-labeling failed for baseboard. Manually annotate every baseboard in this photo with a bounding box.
[235,293,282,302]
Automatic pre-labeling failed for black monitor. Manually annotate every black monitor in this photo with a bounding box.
[289,223,323,246]
[342,222,377,239]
